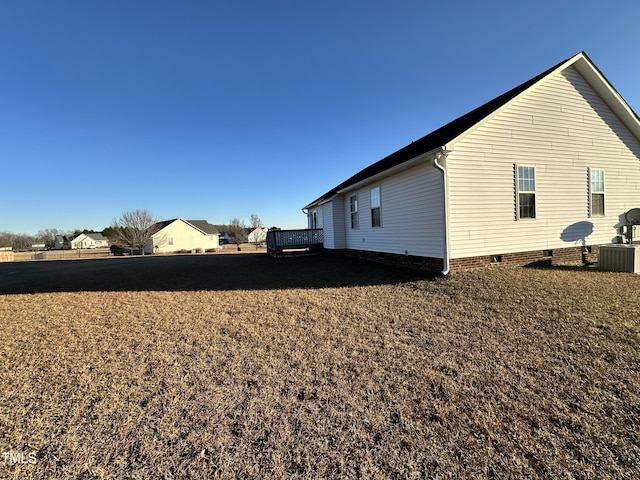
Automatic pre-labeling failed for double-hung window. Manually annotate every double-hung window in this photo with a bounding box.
[370,186,381,227]
[349,195,359,229]
[516,166,536,219]
[590,168,605,216]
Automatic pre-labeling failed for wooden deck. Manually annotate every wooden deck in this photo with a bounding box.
[266,229,323,257]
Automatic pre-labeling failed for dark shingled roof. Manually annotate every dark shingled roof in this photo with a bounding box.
[304,53,576,209]
[152,218,179,231]
[186,220,219,235]
[153,219,219,235]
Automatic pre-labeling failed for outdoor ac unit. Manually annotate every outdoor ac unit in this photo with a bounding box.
[598,244,640,273]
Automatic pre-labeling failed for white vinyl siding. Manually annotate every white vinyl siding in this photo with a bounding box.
[342,162,444,258]
[447,65,640,259]
[315,198,346,250]
[331,198,346,249]
[148,220,219,254]
[318,204,330,244]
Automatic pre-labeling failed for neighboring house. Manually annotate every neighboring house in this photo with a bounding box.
[69,233,109,249]
[54,235,68,249]
[248,227,268,245]
[145,218,219,254]
[218,232,233,244]
[219,230,248,245]
[303,52,640,273]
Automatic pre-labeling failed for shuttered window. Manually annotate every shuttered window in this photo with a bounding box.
[590,168,605,216]
[516,166,536,219]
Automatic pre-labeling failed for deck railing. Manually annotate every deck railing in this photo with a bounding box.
[266,229,323,256]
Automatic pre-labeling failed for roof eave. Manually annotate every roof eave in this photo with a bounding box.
[448,52,588,147]
[336,149,440,195]
[181,219,210,236]
[572,52,640,142]
[446,52,640,147]
[303,193,338,210]
[304,51,640,211]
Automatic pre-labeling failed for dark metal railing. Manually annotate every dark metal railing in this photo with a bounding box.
[266,229,323,256]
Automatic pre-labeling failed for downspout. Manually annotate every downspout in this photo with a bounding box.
[432,146,451,275]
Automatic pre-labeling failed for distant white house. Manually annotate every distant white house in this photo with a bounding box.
[248,227,268,245]
[145,218,219,254]
[219,231,247,245]
[69,233,109,249]
[218,232,233,244]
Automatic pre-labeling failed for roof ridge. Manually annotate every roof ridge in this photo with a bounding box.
[304,53,580,208]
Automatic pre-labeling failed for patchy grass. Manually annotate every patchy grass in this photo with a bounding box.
[1,258,639,479]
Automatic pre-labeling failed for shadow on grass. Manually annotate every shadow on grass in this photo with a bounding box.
[0,253,435,295]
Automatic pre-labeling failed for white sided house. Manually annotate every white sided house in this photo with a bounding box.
[248,227,268,245]
[145,219,219,254]
[303,52,640,273]
[69,233,109,249]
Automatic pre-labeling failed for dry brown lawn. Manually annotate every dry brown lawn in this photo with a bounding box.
[0,255,639,479]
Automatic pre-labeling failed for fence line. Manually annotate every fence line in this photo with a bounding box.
[13,249,112,262]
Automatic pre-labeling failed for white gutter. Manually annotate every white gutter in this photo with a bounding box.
[432,146,451,275]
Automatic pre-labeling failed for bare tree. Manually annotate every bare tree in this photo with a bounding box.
[248,214,266,248]
[36,228,62,249]
[0,232,16,249]
[110,209,158,254]
[227,218,246,251]
[0,232,37,251]
[250,214,263,230]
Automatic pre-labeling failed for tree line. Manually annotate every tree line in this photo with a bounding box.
[0,228,96,251]
[1,211,266,251]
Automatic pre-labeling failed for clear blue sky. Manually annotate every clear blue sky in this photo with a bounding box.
[1,1,639,234]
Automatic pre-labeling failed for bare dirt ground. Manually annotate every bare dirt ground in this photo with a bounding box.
[0,254,638,479]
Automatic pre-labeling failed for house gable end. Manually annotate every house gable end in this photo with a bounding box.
[304,52,640,212]
[448,52,640,149]
[446,59,640,260]
[149,218,219,253]
[304,54,579,210]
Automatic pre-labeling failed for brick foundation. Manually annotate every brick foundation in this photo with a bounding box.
[324,245,600,274]
[449,246,599,272]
